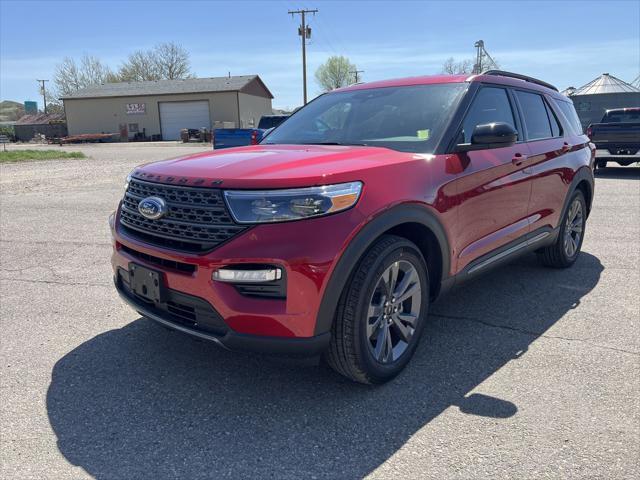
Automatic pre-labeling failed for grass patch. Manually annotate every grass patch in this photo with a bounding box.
[0,149,87,163]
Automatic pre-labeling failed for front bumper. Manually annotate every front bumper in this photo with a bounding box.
[111,204,365,350]
[115,275,330,355]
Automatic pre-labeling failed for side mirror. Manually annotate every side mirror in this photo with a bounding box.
[456,122,518,152]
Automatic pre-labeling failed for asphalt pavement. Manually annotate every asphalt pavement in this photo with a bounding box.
[1,143,638,479]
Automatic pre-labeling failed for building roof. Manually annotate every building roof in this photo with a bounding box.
[14,113,66,125]
[572,73,640,96]
[61,75,273,100]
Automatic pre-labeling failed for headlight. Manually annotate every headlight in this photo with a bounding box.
[124,172,133,191]
[224,181,363,224]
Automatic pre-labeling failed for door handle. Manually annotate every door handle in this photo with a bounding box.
[562,142,571,153]
[512,153,527,166]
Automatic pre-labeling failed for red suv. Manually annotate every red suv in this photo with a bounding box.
[111,70,595,384]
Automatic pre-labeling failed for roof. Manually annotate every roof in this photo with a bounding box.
[572,73,640,95]
[335,74,469,93]
[14,113,66,125]
[336,72,562,97]
[61,75,273,100]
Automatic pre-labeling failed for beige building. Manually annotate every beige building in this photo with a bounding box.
[62,75,273,140]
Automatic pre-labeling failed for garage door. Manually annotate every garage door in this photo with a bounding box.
[159,101,211,140]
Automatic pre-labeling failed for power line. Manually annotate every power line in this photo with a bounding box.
[36,79,48,114]
[288,8,318,105]
[314,13,350,58]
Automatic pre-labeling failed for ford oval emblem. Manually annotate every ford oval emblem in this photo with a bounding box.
[138,196,167,220]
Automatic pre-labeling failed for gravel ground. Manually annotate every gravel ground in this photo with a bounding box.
[1,143,638,479]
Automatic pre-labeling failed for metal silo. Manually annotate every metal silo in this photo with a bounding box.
[565,73,640,130]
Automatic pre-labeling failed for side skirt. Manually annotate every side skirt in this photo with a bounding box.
[450,227,559,287]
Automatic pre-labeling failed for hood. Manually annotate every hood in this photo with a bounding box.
[133,144,420,189]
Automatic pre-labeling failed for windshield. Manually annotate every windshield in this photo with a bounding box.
[263,83,466,153]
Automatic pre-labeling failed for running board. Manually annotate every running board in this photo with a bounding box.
[467,232,551,275]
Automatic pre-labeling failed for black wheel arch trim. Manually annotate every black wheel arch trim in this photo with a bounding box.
[314,203,451,335]
[562,166,594,221]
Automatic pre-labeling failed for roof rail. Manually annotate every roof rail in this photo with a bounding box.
[480,70,559,92]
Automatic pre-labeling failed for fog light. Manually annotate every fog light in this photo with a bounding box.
[213,267,282,283]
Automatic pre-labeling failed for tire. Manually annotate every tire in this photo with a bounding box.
[537,190,587,268]
[324,235,430,384]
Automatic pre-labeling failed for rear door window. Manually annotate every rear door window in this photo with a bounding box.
[545,101,562,137]
[461,87,517,143]
[515,90,553,140]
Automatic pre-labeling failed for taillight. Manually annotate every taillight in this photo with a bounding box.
[250,130,259,145]
[586,126,592,138]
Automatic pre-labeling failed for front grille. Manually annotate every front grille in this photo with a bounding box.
[119,177,248,252]
[120,244,196,274]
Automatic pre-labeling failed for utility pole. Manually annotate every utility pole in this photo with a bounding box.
[288,8,318,105]
[350,69,364,83]
[37,79,48,114]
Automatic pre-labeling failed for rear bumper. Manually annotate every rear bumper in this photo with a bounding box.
[595,148,640,159]
[115,275,331,356]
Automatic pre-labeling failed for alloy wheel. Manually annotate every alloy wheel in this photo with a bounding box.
[564,198,584,258]
[366,260,422,364]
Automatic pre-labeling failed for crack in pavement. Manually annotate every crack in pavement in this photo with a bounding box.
[0,277,110,288]
[430,313,640,356]
[0,239,110,246]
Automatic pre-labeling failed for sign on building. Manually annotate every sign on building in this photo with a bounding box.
[126,103,146,115]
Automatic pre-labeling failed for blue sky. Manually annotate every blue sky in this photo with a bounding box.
[1,0,639,109]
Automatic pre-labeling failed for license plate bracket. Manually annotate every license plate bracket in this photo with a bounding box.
[129,263,164,303]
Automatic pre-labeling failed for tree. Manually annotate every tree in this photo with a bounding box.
[53,55,115,97]
[441,57,474,75]
[153,42,192,79]
[118,42,192,81]
[315,56,357,91]
[42,89,65,115]
[119,50,161,82]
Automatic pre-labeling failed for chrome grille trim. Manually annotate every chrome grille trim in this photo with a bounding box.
[119,177,247,252]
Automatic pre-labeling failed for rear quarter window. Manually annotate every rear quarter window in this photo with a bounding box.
[555,100,584,134]
[545,101,562,137]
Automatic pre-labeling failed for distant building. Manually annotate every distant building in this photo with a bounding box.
[24,101,38,115]
[566,73,640,129]
[13,113,67,142]
[61,75,274,141]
